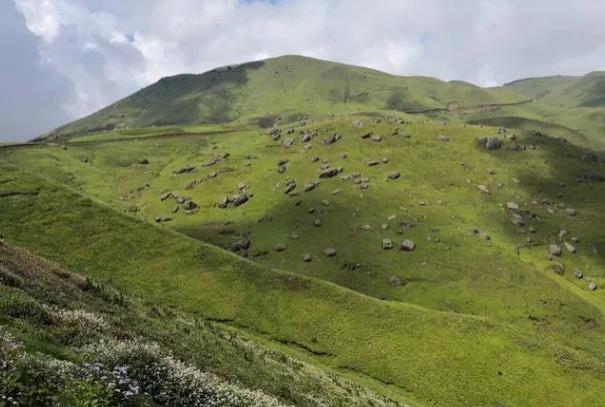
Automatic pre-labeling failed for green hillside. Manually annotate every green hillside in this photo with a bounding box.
[42,55,523,141]
[2,55,605,406]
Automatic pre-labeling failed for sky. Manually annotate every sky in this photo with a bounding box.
[2,0,605,141]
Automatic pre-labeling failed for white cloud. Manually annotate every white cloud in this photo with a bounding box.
[4,0,605,140]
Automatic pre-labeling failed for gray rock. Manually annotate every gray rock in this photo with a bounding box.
[549,244,562,257]
[387,171,401,180]
[324,132,341,145]
[360,224,372,231]
[400,240,416,251]
[319,167,341,178]
[314,218,322,227]
[303,253,312,262]
[303,182,317,192]
[370,135,382,142]
[506,202,519,210]
[564,208,577,217]
[274,243,287,252]
[479,137,502,150]
[479,232,491,241]
[361,132,372,140]
[284,182,296,194]
[367,160,380,167]
[389,275,402,287]
[232,194,249,207]
[278,165,287,174]
[574,269,583,279]
[477,185,490,194]
[160,192,173,201]
[588,282,598,291]
[231,239,251,251]
[382,239,394,250]
[324,248,337,257]
[564,242,576,253]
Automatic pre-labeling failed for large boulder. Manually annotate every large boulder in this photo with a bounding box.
[400,240,416,251]
[478,137,502,150]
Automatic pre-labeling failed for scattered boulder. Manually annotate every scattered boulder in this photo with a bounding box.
[564,208,577,217]
[313,218,322,227]
[478,137,502,150]
[400,240,416,251]
[284,181,297,194]
[360,132,372,140]
[382,239,394,250]
[139,158,149,165]
[174,165,196,174]
[274,243,287,252]
[324,248,337,257]
[548,244,562,257]
[160,192,173,201]
[389,275,402,287]
[324,132,341,145]
[477,185,490,194]
[319,167,341,178]
[367,160,380,167]
[360,224,372,232]
[564,242,576,253]
[303,253,312,262]
[588,282,598,291]
[231,238,251,251]
[506,202,519,210]
[301,132,312,143]
[370,135,382,142]
[550,262,565,275]
[232,194,249,207]
[574,269,583,279]
[155,216,172,223]
[387,171,401,180]
[479,232,491,241]
[183,200,198,211]
[302,182,317,192]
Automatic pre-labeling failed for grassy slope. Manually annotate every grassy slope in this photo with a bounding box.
[2,115,605,405]
[42,55,522,141]
[0,241,398,406]
[467,73,605,150]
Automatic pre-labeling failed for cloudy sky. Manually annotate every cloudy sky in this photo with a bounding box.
[2,0,605,141]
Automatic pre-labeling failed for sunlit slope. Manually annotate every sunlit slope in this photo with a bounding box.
[1,161,605,406]
[42,55,522,140]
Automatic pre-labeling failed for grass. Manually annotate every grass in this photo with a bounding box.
[0,242,394,406]
[2,112,605,405]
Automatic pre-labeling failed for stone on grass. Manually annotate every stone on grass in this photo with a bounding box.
[302,182,317,192]
[400,240,416,251]
[588,282,598,291]
[387,171,401,180]
[389,275,402,287]
[274,243,287,252]
[303,253,312,262]
[548,244,561,257]
[564,242,576,253]
[506,202,519,210]
[324,248,337,257]
[382,239,394,250]
[574,269,583,279]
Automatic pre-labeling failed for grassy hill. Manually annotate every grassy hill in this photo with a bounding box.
[2,55,605,406]
[41,55,523,141]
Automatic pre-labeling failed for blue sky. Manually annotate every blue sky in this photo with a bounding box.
[2,0,605,141]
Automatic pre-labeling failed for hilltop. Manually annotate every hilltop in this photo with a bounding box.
[41,55,523,141]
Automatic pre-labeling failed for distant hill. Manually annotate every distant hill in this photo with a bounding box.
[42,55,523,140]
[504,72,605,107]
